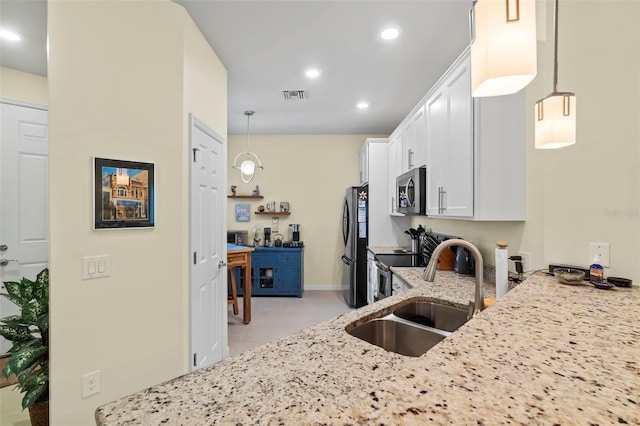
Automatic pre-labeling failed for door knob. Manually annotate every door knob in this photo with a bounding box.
[0,259,18,267]
[0,244,7,252]
[218,260,227,269]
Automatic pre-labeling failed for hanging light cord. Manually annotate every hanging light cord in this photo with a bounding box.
[552,0,559,93]
[245,110,254,155]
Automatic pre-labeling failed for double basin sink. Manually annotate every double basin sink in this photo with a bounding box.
[346,298,470,357]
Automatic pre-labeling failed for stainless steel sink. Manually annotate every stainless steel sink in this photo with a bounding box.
[393,301,469,332]
[346,299,471,357]
[347,318,447,357]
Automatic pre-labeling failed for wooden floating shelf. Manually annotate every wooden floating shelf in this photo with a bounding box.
[227,195,264,199]
[254,212,290,216]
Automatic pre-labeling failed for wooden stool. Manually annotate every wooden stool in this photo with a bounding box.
[228,267,239,315]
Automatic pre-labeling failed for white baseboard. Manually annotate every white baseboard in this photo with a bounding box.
[304,284,348,291]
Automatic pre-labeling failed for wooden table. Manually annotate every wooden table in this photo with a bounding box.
[226,244,254,324]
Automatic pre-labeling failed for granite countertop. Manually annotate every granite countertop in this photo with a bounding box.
[96,272,639,425]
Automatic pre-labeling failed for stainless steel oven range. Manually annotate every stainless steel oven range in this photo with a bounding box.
[372,253,422,301]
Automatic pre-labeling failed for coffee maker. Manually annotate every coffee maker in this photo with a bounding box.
[285,224,303,247]
[263,227,272,247]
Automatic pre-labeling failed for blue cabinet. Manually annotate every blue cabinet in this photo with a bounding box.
[235,247,304,297]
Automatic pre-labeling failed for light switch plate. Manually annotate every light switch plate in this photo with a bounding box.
[83,255,111,279]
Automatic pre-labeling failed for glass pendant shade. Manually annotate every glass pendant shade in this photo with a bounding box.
[240,159,256,176]
[534,0,576,150]
[535,93,576,149]
[471,0,538,97]
[232,110,263,183]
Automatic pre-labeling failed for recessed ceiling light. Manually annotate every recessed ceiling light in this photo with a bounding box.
[305,69,320,78]
[380,27,400,41]
[357,102,369,110]
[0,28,22,42]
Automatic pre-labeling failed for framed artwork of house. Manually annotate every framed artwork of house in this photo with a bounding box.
[93,157,155,229]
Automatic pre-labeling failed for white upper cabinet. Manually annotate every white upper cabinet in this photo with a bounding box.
[401,104,427,173]
[387,131,403,215]
[390,47,526,221]
[426,55,473,218]
[358,141,369,185]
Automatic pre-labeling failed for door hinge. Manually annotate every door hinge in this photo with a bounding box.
[193,251,197,265]
[193,353,197,367]
[192,148,199,162]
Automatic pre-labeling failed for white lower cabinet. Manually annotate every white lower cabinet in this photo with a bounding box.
[391,272,408,296]
[367,251,377,304]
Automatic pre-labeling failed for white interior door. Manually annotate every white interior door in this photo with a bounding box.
[189,114,226,371]
[0,101,49,354]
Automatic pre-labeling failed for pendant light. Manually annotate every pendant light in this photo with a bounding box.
[232,110,263,183]
[470,0,538,97]
[534,0,576,149]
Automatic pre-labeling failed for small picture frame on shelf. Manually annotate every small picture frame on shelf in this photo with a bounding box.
[235,204,250,222]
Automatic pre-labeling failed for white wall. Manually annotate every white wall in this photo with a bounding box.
[0,66,47,104]
[226,134,381,288]
[47,1,225,424]
[412,0,640,282]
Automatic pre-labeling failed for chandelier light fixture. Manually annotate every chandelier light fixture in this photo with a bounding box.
[534,0,576,149]
[232,110,263,183]
[470,0,538,97]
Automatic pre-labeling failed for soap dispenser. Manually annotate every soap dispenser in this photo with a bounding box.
[589,255,604,284]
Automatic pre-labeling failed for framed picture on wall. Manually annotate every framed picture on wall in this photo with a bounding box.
[93,157,155,229]
[235,204,250,222]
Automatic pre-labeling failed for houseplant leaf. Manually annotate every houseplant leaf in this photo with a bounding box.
[7,346,47,375]
[0,323,32,343]
[21,379,48,409]
[0,267,49,413]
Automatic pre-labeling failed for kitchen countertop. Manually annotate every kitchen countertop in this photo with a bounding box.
[367,245,416,255]
[95,272,639,425]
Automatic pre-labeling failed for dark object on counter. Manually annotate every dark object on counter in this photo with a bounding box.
[607,276,632,287]
[227,230,249,246]
[453,246,475,276]
[593,281,615,290]
[548,263,590,281]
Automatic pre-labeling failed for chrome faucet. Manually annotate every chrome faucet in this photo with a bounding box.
[422,239,485,316]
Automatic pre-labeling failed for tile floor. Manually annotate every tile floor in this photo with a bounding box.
[0,290,353,425]
[227,290,353,356]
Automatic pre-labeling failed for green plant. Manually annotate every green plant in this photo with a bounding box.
[0,268,49,409]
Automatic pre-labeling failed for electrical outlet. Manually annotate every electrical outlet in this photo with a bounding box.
[517,251,531,272]
[82,370,101,398]
[589,242,610,267]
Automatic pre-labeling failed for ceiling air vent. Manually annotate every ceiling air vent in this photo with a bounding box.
[283,90,307,100]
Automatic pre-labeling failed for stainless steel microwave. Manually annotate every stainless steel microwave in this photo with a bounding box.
[396,166,426,215]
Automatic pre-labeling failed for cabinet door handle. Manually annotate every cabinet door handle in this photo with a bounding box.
[441,188,447,213]
[408,149,414,169]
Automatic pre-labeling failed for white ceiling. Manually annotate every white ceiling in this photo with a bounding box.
[0,0,473,135]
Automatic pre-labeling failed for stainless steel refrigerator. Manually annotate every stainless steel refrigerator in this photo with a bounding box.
[341,186,368,308]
